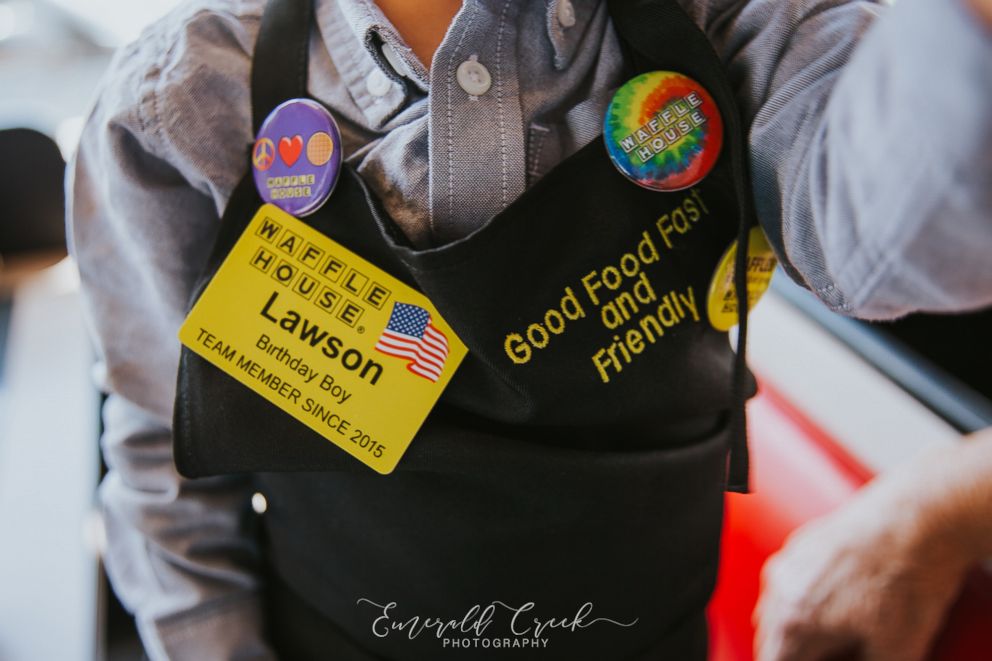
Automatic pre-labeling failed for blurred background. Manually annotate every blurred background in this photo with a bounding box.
[0,4,182,660]
[0,1,989,660]
[0,0,181,146]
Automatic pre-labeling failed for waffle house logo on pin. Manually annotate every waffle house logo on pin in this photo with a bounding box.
[179,205,467,474]
[604,71,723,192]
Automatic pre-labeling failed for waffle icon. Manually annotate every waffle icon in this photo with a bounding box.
[307,132,335,167]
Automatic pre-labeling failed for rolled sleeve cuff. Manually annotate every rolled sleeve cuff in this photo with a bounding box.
[811,0,992,318]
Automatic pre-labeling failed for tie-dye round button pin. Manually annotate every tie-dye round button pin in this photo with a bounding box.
[604,71,723,192]
[252,99,343,217]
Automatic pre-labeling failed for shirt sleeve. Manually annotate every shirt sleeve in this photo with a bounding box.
[691,0,992,319]
[66,9,276,660]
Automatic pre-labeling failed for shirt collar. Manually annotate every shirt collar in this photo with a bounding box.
[334,0,431,91]
[313,0,412,129]
[325,0,594,93]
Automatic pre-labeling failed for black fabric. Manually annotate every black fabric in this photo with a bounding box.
[264,531,712,661]
[173,0,762,657]
[256,420,728,660]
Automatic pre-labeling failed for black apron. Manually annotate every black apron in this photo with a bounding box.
[174,0,759,658]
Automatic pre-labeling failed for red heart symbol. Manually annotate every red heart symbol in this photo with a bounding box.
[278,135,303,167]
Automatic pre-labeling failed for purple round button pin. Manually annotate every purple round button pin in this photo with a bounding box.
[252,98,343,217]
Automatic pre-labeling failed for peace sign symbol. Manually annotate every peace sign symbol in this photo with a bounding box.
[253,138,276,171]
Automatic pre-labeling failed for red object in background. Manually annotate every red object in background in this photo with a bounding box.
[708,382,992,661]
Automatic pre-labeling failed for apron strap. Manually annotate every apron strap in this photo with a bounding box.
[187,0,316,305]
[607,0,754,492]
[251,0,314,134]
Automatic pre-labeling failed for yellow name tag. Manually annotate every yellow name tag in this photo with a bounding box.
[179,204,467,474]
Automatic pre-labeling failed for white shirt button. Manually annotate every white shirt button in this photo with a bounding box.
[381,42,407,78]
[251,492,268,515]
[557,0,577,28]
[366,68,393,98]
[456,56,491,96]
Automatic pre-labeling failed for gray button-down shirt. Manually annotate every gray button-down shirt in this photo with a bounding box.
[67,0,992,658]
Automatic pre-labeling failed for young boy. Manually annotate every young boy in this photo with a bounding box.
[68,0,992,659]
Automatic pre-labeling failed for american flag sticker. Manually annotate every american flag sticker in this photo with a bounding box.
[374,302,450,382]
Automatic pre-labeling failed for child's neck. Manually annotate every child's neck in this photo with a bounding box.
[375,0,462,71]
